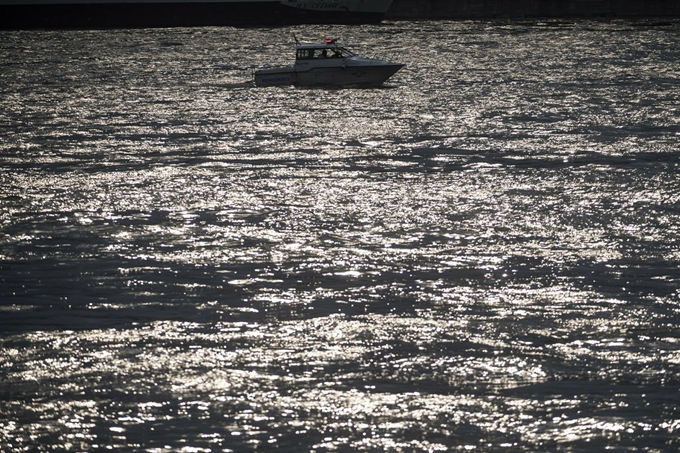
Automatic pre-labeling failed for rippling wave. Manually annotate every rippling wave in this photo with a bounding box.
[1,20,679,452]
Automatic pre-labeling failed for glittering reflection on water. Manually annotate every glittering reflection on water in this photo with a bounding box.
[1,19,680,452]
[2,311,678,451]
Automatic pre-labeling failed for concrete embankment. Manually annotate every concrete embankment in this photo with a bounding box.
[386,0,680,20]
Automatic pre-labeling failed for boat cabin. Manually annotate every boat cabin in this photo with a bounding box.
[255,37,404,88]
[295,39,355,61]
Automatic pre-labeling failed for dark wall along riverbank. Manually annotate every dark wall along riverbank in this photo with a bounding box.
[386,0,680,20]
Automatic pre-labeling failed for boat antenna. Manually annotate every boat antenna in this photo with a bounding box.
[293,34,300,45]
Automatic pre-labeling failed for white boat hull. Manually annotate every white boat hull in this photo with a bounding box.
[254,68,298,87]
[255,63,403,88]
[296,64,403,87]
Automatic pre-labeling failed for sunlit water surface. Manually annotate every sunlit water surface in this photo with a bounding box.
[1,20,679,452]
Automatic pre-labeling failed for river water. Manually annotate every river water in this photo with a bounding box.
[1,19,679,452]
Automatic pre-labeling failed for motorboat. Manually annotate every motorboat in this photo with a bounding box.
[254,39,404,88]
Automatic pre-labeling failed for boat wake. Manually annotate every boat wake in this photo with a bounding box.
[215,81,256,89]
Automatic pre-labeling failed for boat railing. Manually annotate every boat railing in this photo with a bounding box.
[364,52,398,66]
[353,46,399,65]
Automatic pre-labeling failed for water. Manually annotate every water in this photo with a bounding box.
[1,19,679,452]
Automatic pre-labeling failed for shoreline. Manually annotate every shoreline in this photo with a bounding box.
[386,0,680,20]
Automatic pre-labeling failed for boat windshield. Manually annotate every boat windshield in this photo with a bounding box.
[296,46,354,60]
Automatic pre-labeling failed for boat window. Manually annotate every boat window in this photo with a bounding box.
[318,47,352,59]
[331,47,353,58]
[296,49,314,60]
[296,46,354,60]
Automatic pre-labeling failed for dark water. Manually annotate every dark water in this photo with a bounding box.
[1,20,679,452]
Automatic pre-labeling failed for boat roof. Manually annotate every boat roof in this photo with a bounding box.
[296,39,346,50]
